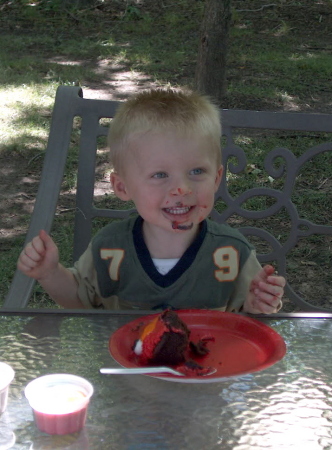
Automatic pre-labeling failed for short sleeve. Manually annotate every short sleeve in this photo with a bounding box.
[69,243,102,308]
[69,243,137,310]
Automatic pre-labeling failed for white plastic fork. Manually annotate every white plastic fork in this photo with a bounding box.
[100,366,217,376]
[100,367,184,376]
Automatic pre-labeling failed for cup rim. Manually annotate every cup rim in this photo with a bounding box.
[25,373,94,414]
[0,362,15,392]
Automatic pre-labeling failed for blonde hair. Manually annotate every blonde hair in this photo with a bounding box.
[108,88,222,173]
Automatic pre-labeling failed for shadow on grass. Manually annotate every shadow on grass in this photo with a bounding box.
[1,0,332,309]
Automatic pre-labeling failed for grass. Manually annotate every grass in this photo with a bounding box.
[0,0,331,309]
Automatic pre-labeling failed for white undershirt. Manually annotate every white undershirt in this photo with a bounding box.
[152,258,180,275]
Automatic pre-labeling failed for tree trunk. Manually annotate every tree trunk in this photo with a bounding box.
[194,0,232,104]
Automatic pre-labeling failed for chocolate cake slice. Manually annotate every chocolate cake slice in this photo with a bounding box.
[133,310,215,376]
[134,310,190,365]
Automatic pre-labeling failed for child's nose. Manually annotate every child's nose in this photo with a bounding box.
[169,180,192,196]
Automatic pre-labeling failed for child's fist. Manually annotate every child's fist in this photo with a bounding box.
[17,230,59,281]
[244,265,285,314]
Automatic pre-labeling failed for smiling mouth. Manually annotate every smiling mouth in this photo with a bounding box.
[163,206,194,231]
[163,206,193,215]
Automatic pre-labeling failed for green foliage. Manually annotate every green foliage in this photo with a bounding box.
[0,0,331,309]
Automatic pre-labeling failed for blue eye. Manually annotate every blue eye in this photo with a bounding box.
[190,168,204,175]
[153,172,167,179]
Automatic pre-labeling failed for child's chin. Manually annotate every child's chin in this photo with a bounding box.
[171,221,194,231]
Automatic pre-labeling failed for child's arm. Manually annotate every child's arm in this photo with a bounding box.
[242,265,285,314]
[17,230,85,308]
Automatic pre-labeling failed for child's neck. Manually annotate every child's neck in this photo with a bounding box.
[142,221,200,259]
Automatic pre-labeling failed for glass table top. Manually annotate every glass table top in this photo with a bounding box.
[1,311,332,450]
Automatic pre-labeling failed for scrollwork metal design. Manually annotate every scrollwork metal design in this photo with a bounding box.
[212,129,332,311]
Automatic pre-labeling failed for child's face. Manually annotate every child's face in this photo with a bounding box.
[111,132,223,235]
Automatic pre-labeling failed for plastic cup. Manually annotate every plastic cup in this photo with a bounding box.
[0,362,15,415]
[25,374,93,435]
[0,429,16,450]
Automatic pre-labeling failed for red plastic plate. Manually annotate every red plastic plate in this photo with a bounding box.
[109,310,286,383]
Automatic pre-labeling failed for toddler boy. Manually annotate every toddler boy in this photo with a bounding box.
[18,88,285,313]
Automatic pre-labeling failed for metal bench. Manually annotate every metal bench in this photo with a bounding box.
[3,86,332,310]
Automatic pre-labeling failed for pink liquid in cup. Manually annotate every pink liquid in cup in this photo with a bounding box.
[25,374,93,435]
[33,404,88,435]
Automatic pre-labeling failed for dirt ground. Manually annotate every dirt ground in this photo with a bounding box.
[1,0,331,310]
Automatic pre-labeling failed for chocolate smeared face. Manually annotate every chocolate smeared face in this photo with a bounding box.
[112,132,223,237]
[172,221,194,231]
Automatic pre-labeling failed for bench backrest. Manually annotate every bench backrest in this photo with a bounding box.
[3,86,332,310]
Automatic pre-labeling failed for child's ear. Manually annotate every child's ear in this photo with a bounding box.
[110,173,131,201]
[214,165,224,192]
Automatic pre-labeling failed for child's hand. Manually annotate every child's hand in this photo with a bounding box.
[17,230,59,281]
[243,265,285,314]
